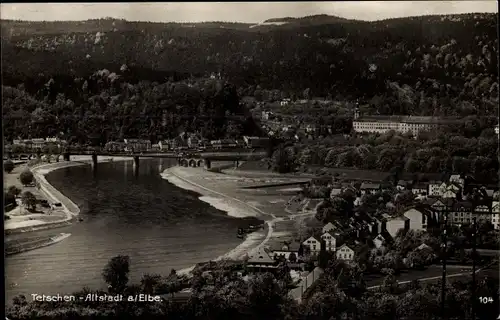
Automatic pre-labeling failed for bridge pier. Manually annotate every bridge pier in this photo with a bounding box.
[204,159,211,170]
[133,156,140,177]
[91,154,98,171]
[234,160,239,169]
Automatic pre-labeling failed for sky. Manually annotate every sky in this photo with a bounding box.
[0,1,497,23]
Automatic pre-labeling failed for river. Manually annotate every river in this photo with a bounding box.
[5,159,260,303]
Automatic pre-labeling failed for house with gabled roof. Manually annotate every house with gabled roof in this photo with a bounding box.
[403,208,431,231]
[247,248,277,272]
[320,232,338,252]
[302,235,322,253]
[322,222,336,234]
[411,183,428,195]
[336,244,355,261]
[271,242,301,262]
[385,216,410,238]
[373,233,387,249]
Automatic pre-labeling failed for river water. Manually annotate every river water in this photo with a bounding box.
[5,159,259,302]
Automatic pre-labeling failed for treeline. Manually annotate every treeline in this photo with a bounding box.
[2,13,498,116]
[5,255,498,320]
[270,119,499,183]
[2,70,264,144]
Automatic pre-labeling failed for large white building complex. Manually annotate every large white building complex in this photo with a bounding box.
[352,109,461,135]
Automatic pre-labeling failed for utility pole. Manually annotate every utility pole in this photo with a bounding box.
[471,217,477,320]
[441,205,449,319]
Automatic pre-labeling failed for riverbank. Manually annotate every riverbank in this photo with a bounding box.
[161,166,314,275]
[4,156,132,235]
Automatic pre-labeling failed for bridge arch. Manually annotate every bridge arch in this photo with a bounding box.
[188,159,197,167]
[180,158,189,167]
[197,159,204,167]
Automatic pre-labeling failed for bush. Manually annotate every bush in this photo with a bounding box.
[4,159,14,173]
[19,170,34,186]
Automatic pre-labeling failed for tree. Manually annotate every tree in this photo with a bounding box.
[19,170,34,186]
[5,192,16,207]
[289,252,297,263]
[21,191,37,211]
[102,255,130,294]
[140,273,162,294]
[4,160,15,173]
[7,185,21,198]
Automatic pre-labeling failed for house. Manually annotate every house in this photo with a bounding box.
[302,236,322,253]
[403,208,433,231]
[211,139,237,149]
[336,244,355,261]
[385,216,410,238]
[171,136,188,150]
[123,139,152,152]
[246,248,277,272]
[322,222,337,234]
[411,183,428,195]
[442,189,457,199]
[367,218,383,235]
[31,138,47,149]
[330,184,342,198]
[280,98,291,107]
[271,242,301,262]
[373,233,386,249]
[320,232,337,252]
[151,143,160,151]
[360,183,380,195]
[450,201,473,225]
[397,180,410,191]
[158,140,171,151]
[473,204,492,223]
[416,243,431,251]
[449,174,464,187]
[491,201,499,230]
[243,136,270,148]
[104,141,126,152]
[187,134,201,149]
[428,181,443,196]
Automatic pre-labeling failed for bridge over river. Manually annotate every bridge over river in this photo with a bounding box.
[7,149,269,172]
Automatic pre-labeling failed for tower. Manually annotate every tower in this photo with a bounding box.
[354,108,360,120]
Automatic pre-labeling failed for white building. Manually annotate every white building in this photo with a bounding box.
[403,208,428,231]
[322,222,337,234]
[428,182,443,196]
[495,125,499,135]
[352,111,461,135]
[491,201,499,230]
[373,234,386,249]
[336,244,355,261]
[302,236,322,253]
[385,216,410,238]
[320,232,337,252]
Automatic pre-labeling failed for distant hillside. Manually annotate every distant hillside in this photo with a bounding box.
[1,13,498,118]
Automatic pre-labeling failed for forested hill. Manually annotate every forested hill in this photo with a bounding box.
[2,13,497,102]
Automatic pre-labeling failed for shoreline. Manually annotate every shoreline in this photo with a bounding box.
[161,166,279,275]
[5,156,133,235]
